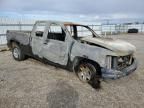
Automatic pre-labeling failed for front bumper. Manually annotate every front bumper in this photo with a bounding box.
[101,58,137,79]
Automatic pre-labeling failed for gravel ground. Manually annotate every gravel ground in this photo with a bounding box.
[0,34,144,108]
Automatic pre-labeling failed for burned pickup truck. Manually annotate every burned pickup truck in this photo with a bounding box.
[6,21,137,84]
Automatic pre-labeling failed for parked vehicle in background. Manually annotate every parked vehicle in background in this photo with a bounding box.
[6,21,137,87]
[128,28,139,33]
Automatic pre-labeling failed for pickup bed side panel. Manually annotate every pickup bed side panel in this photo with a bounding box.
[7,31,31,46]
[7,30,33,56]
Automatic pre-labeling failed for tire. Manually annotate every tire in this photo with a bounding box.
[76,62,100,83]
[76,62,101,89]
[12,43,25,61]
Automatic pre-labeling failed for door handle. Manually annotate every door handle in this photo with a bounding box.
[44,42,47,45]
[43,39,49,44]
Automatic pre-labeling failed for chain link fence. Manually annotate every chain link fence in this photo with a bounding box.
[0,18,144,45]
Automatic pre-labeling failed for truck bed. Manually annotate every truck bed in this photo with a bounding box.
[7,30,31,46]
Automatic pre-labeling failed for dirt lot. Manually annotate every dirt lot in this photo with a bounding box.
[0,34,144,108]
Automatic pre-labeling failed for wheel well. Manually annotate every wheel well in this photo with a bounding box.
[9,40,20,49]
[73,57,102,76]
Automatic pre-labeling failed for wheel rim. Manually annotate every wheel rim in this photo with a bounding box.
[13,48,19,58]
[78,64,93,82]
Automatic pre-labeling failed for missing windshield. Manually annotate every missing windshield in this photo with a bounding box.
[66,25,97,40]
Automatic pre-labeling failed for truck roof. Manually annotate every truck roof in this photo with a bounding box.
[36,20,82,26]
[63,22,81,26]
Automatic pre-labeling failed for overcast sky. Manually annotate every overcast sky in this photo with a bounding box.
[0,0,144,22]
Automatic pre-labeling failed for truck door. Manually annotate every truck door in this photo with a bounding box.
[31,22,47,58]
[41,23,70,65]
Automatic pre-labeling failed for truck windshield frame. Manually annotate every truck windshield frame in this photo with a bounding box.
[65,24,100,40]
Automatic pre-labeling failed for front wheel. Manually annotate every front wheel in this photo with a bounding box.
[76,63,98,83]
[75,62,101,89]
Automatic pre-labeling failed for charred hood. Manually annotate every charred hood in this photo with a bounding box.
[81,37,136,56]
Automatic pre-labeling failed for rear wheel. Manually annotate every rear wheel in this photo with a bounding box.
[12,43,25,61]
